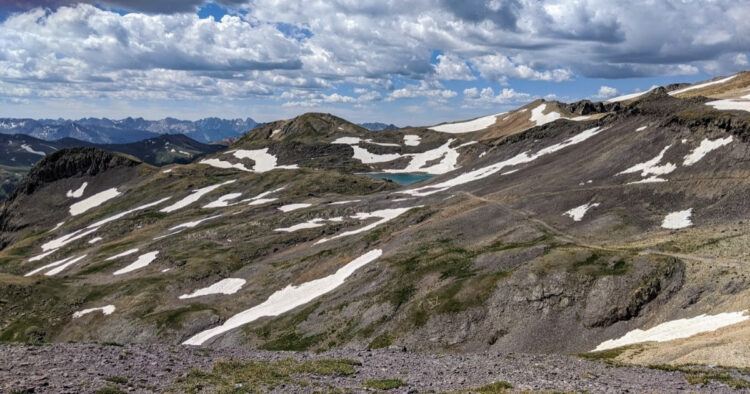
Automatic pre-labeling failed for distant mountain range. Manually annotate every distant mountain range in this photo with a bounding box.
[0,133,224,200]
[358,122,399,131]
[0,117,258,144]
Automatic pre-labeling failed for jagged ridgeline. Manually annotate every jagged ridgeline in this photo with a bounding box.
[2,72,750,368]
[0,134,226,201]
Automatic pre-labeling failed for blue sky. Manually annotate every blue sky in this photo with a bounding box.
[0,1,748,126]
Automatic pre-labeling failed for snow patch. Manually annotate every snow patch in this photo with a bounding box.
[594,310,749,351]
[662,209,693,229]
[179,278,246,299]
[401,127,605,197]
[113,251,159,276]
[564,203,600,221]
[160,180,235,213]
[315,207,419,244]
[21,144,46,156]
[618,146,676,178]
[183,249,382,345]
[683,136,733,166]
[670,75,737,96]
[37,197,168,256]
[199,158,252,172]
[428,113,502,134]
[203,193,243,208]
[628,176,668,184]
[88,237,103,244]
[636,126,647,132]
[707,98,750,112]
[275,217,343,233]
[105,248,139,261]
[385,139,462,175]
[529,104,561,126]
[278,203,312,212]
[404,135,421,146]
[606,87,656,103]
[66,182,88,198]
[73,305,115,319]
[332,138,403,164]
[169,215,223,231]
[329,200,360,205]
[241,187,285,206]
[69,188,121,216]
[232,149,299,172]
[25,254,86,277]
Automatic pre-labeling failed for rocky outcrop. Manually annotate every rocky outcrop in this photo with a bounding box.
[12,148,140,198]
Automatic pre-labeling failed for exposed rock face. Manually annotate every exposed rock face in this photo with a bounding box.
[0,148,142,249]
[563,99,619,115]
[13,148,140,197]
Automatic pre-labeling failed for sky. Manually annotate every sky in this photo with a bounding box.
[0,1,748,126]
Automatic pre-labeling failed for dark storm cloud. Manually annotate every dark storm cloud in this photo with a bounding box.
[440,0,521,30]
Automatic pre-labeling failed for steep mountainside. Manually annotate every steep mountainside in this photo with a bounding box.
[0,117,257,144]
[2,73,750,378]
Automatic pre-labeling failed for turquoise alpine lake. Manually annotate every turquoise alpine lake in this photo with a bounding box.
[364,172,434,185]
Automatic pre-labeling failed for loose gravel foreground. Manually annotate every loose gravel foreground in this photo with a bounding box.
[1,343,749,393]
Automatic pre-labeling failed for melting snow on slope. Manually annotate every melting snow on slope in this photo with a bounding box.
[529,104,562,126]
[618,146,676,178]
[594,310,749,351]
[73,305,116,319]
[69,188,121,216]
[564,203,600,221]
[402,127,605,197]
[66,182,88,198]
[160,180,235,213]
[315,207,419,244]
[88,237,102,244]
[404,135,421,146]
[179,278,246,299]
[240,187,284,206]
[183,249,382,345]
[275,217,343,233]
[25,255,87,277]
[203,193,243,208]
[329,200,360,205]
[606,87,656,103]
[21,144,46,156]
[105,249,140,261]
[706,98,750,112]
[384,139,475,175]
[168,215,223,232]
[50,222,65,232]
[199,158,252,172]
[628,176,668,184]
[113,251,159,275]
[278,203,312,212]
[669,74,737,96]
[336,137,474,175]
[34,197,171,259]
[332,137,403,164]
[662,209,693,229]
[231,149,299,172]
[683,137,733,166]
[428,113,503,134]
